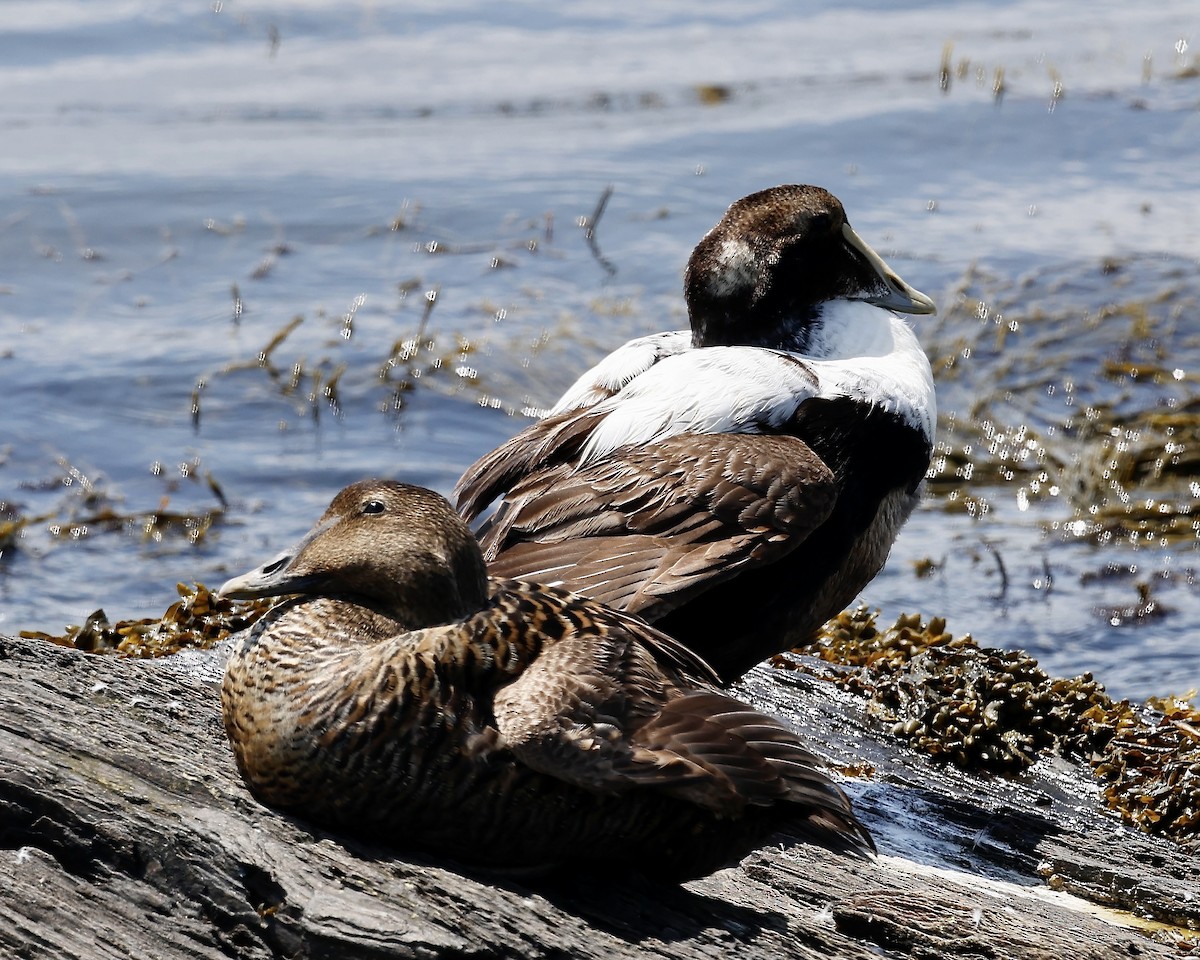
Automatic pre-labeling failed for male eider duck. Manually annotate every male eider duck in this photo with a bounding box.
[218,479,873,881]
[455,185,937,681]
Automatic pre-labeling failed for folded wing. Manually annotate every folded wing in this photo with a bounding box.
[455,347,835,619]
[490,607,871,848]
[464,431,836,620]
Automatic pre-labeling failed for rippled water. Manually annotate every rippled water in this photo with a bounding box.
[2,0,1198,700]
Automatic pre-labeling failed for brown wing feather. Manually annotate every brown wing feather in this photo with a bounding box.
[487,584,715,794]
[454,409,604,523]
[473,432,837,621]
[490,596,870,846]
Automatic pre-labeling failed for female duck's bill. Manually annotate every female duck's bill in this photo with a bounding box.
[218,478,874,881]
[455,184,938,682]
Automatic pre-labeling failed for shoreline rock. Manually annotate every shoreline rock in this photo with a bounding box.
[2,633,1195,959]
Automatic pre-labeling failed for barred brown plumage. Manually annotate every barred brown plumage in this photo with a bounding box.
[218,478,873,881]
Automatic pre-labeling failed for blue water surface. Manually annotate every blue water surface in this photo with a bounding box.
[2,0,1198,700]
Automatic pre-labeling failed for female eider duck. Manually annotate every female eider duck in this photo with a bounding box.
[455,185,936,682]
[218,479,873,881]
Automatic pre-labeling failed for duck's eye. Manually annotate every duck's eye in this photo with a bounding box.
[361,499,386,515]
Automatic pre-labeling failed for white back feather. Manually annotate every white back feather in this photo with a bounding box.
[810,301,936,440]
[550,330,691,415]
[555,300,935,465]
[577,349,816,464]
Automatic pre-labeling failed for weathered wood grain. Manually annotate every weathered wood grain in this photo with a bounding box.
[0,635,1192,959]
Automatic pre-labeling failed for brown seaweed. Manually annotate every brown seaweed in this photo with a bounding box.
[20,581,271,658]
[774,607,1200,844]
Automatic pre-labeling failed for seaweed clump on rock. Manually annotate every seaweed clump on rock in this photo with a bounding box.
[773,606,1199,844]
[1095,693,1200,841]
[20,582,272,657]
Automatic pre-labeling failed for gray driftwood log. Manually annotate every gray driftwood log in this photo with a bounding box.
[1,633,1195,959]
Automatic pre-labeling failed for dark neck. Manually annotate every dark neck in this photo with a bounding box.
[792,395,933,495]
[686,267,821,351]
[690,308,815,352]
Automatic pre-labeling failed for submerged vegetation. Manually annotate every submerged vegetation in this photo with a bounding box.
[924,257,1200,550]
[5,255,1197,558]
[0,456,228,557]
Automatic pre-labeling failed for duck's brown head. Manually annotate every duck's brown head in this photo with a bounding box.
[218,479,489,629]
[684,184,935,351]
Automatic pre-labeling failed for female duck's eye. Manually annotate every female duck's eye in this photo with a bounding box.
[362,500,386,515]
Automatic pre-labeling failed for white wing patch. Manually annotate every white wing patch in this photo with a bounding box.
[550,330,691,415]
[550,300,936,466]
[577,348,818,464]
